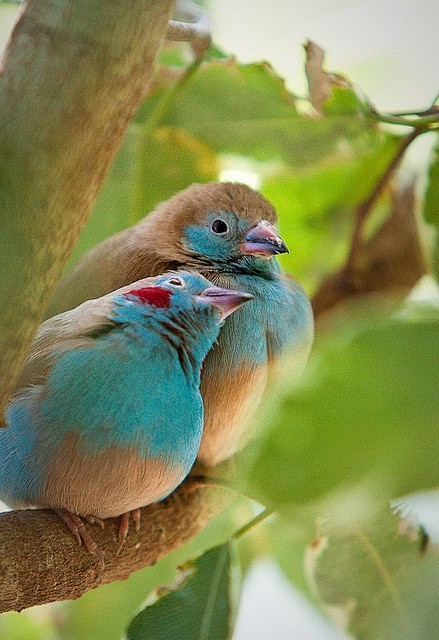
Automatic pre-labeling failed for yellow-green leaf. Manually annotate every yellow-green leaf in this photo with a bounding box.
[243,319,439,508]
[307,510,439,639]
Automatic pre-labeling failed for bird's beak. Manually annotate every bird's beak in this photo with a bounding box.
[197,286,254,320]
[241,220,288,258]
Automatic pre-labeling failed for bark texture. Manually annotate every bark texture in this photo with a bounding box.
[0,478,230,613]
[0,0,175,419]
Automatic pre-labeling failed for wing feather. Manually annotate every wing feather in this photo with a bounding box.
[14,276,162,393]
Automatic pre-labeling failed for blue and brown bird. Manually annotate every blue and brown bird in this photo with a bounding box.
[47,182,314,466]
[0,272,252,558]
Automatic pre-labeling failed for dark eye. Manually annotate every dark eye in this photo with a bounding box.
[211,219,229,234]
[167,277,185,288]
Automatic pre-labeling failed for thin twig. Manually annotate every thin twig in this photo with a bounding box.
[381,92,438,119]
[166,0,211,60]
[373,111,439,129]
[346,128,423,270]
[384,106,439,118]
[233,508,274,541]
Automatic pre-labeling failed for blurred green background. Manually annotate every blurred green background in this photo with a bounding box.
[0,1,438,639]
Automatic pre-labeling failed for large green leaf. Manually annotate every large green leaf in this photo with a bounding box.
[242,318,439,509]
[126,542,241,640]
[307,510,439,639]
[136,59,376,168]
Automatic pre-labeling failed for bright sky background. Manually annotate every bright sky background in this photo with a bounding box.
[211,0,438,175]
[210,0,438,111]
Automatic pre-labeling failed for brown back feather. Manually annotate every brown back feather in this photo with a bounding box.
[46,182,277,317]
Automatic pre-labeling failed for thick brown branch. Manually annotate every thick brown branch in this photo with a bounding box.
[0,0,175,419]
[0,479,231,614]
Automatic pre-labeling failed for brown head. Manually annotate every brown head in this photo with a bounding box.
[137,182,287,273]
[44,182,287,318]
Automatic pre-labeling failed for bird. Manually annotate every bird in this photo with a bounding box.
[0,271,253,560]
[47,182,314,466]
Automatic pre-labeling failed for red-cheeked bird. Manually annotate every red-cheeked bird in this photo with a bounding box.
[47,182,314,466]
[1,272,252,561]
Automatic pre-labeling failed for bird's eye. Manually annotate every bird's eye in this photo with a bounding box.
[211,219,229,234]
[167,277,185,288]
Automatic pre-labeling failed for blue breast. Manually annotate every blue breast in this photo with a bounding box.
[206,267,313,371]
[0,324,204,508]
[40,330,203,467]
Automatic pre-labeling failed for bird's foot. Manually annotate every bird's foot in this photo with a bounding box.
[84,514,105,529]
[53,508,105,568]
[116,508,141,555]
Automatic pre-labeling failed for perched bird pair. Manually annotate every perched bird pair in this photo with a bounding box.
[48,182,314,466]
[1,182,314,559]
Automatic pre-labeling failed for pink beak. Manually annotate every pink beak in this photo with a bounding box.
[241,220,288,258]
[197,286,253,320]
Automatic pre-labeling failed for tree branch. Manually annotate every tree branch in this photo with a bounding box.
[0,478,231,614]
[345,129,423,272]
[312,179,429,319]
[166,0,211,60]
[0,0,175,420]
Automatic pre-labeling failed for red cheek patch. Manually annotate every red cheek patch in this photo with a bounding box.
[124,286,172,308]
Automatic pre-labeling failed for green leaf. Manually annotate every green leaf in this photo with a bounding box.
[157,42,229,68]
[265,134,400,223]
[58,497,252,640]
[0,611,56,640]
[68,125,217,264]
[242,318,439,509]
[323,83,371,117]
[202,44,230,62]
[126,542,241,640]
[263,133,401,285]
[129,126,218,221]
[135,59,375,168]
[307,510,439,639]
[157,45,190,68]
